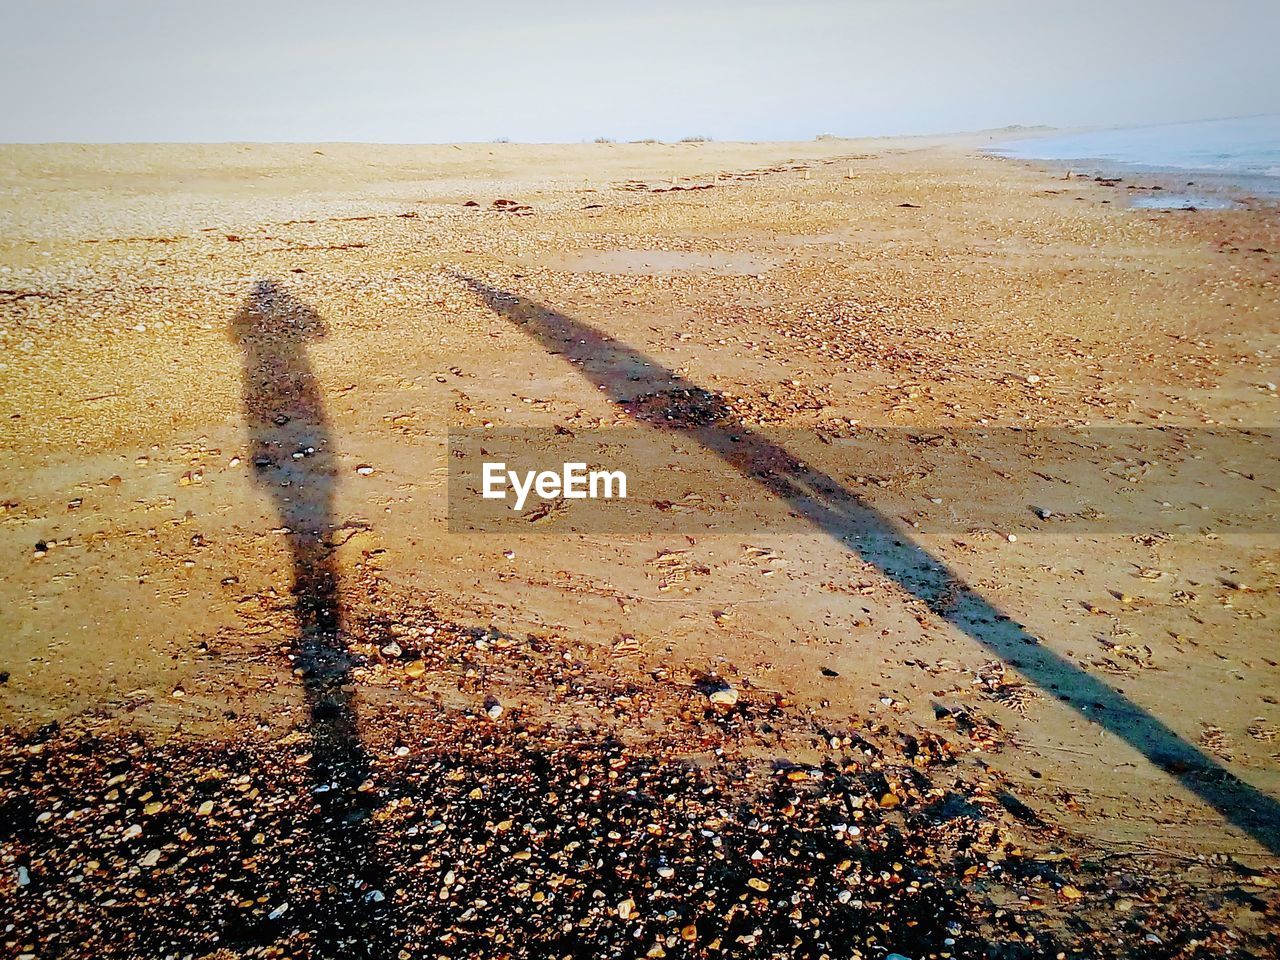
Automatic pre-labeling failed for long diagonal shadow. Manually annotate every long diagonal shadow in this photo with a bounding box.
[461,276,1280,856]
[232,281,393,956]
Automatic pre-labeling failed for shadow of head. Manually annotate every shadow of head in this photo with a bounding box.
[230,279,329,344]
[231,279,332,456]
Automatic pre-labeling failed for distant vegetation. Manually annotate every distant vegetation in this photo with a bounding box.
[815,133,844,141]
[593,136,615,144]
[679,135,711,143]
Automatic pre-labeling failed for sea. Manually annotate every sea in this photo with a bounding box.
[990,114,1280,208]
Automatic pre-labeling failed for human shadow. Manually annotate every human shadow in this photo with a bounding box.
[460,276,1280,856]
[231,280,392,955]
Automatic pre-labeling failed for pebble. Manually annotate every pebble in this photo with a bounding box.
[707,683,738,707]
[0,706,1257,956]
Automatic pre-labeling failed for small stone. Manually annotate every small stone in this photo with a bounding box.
[1060,884,1083,900]
[139,849,161,868]
[16,865,30,886]
[485,699,504,720]
[707,684,738,707]
[268,903,289,919]
[355,464,375,476]
[617,897,636,919]
[404,660,425,678]
[747,877,770,892]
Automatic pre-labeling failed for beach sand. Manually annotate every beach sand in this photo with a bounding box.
[1,138,1278,957]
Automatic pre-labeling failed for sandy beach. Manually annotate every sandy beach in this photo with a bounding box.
[2,137,1278,957]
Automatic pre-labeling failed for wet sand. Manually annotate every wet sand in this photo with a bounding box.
[1,138,1278,957]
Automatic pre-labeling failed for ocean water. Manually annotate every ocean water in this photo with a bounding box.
[991,115,1280,202]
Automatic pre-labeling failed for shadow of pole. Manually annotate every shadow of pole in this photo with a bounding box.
[460,275,1280,856]
[232,280,393,955]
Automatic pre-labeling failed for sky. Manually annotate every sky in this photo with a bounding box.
[3,0,1278,143]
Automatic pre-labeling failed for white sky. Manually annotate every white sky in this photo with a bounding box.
[3,0,1278,142]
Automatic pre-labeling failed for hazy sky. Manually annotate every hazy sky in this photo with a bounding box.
[3,0,1278,143]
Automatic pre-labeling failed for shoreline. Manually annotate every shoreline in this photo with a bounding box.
[985,114,1280,203]
[986,152,1280,209]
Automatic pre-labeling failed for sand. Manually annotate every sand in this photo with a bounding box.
[1,137,1278,956]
